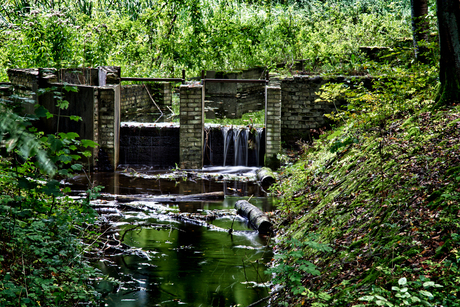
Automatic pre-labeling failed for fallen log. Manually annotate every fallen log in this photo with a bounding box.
[256,167,277,187]
[234,200,273,235]
[174,191,225,201]
[116,191,225,203]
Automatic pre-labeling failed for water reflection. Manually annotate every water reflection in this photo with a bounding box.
[99,200,272,307]
[67,170,274,307]
[69,168,265,198]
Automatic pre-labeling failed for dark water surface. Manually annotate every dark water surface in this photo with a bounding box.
[67,168,274,307]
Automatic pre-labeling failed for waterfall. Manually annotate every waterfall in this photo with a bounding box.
[233,128,242,166]
[233,127,249,166]
[218,125,264,167]
[204,127,213,165]
[255,127,263,167]
[222,126,232,166]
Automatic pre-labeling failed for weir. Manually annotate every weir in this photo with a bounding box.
[1,66,368,171]
[119,124,265,168]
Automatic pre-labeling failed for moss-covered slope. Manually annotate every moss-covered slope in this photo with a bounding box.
[271,107,460,306]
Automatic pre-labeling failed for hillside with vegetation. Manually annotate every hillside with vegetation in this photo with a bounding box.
[1,0,459,306]
[268,72,460,306]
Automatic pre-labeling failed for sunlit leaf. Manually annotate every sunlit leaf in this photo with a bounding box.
[419,290,433,298]
[398,277,407,286]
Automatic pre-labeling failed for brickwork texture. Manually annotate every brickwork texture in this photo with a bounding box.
[180,84,204,169]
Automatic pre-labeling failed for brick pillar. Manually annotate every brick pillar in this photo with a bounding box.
[179,84,204,169]
[265,85,282,169]
[97,85,120,170]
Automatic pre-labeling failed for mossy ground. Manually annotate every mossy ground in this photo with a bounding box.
[270,105,460,306]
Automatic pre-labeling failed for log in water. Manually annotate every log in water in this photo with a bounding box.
[115,191,225,203]
[235,200,273,235]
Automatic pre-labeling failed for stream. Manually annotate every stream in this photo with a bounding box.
[67,167,274,307]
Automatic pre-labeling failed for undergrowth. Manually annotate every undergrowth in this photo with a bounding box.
[269,64,460,306]
[0,85,114,305]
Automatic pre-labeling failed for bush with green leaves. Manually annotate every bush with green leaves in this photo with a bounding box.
[267,233,333,305]
[0,83,110,306]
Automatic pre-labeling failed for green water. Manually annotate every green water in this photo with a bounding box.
[98,197,273,307]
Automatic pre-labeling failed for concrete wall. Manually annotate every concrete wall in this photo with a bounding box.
[119,125,180,167]
[59,67,99,86]
[179,84,204,169]
[97,86,120,170]
[38,86,95,140]
[204,67,265,119]
[7,69,39,114]
[6,68,121,170]
[279,76,366,146]
[120,83,172,122]
[0,83,13,103]
[5,67,364,171]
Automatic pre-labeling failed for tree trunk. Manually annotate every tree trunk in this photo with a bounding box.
[436,0,460,107]
[411,0,430,62]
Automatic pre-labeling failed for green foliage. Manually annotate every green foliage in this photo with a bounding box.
[267,234,332,297]
[270,62,459,305]
[0,78,107,305]
[0,156,107,306]
[357,277,446,307]
[322,65,438,130]
[0,0,412,80]
[6,8,76,68]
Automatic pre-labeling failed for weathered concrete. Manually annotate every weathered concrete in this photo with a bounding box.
[119,124,180,167]
[279,75,369,146]
[204,67,265,119]
[5,66,363,170]
[6,67,121,170]
[120,83,172,122]
[97,86,120,170]
[0,83,13,103]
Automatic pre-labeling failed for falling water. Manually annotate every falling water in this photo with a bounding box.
[234,128,249,166]
[255,127,264,166]
[219,126,264,167]
[233,128,243,166]
[222,126,232,166]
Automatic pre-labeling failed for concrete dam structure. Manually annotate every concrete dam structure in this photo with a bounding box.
[0,66,367,170]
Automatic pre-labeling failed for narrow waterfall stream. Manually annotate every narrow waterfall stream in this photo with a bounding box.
[203,126,265,167]
[67,168,274,307]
